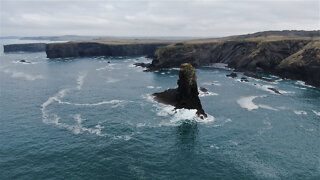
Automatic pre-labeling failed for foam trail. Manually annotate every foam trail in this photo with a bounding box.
[312,110,320,116]
[41,73,119,136]
[57,99,124,106]
[258,104,279,111]
[294,110,307,115]
[76,72,86,90]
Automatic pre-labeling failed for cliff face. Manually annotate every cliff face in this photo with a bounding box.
[153,63,206,118]
[3,43,46,53]
[277,41,320,87]
[46,42,170,58]
[151,39,320,87]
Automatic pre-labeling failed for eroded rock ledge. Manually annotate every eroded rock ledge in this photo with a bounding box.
[153,63,207,118]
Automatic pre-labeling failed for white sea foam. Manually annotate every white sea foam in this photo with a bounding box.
[169,68,180,71]
[147,86,155,89]
[136,123,146,127]
[312,110,320,116]
[237,95,277,111]
[210,144,220,149]
[294,110,307,115]
[2,69,44,81]
[96,64,117,71]
[258,104,279,111]
[199,89,219,97]
[57,99,124,106]
[210,63,232,70]
[295,81,314,88]
[156,104,215,124]
[41,73,123,136]
[237,96,260,111]
[114,135,132,141]
[278,90,295,94]
[76,72,86,90]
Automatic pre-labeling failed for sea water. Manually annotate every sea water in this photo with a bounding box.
[0,40,319,179]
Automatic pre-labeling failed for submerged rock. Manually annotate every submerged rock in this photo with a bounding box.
[153,63,207,118]
[226,72,237,78]
[244,72,274,82]
[240,77,249,82]
[267,87,282,94]
[18,59,31,64]
[199,87,208,93]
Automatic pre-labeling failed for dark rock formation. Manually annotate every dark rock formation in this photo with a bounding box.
[268,88,281,94]
[226,72,238,78]
[46,42,170,58]
[18,59,31,64]
[240,77,249,82]
[3,43,46,53]
[244,72,274,82]
[199,87,208,93]
[153,63,207,118]
[134,62,150,68]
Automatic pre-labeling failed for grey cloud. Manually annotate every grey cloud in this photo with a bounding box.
[0,0,319,37]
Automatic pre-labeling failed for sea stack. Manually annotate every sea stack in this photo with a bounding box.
[153,63,207,118]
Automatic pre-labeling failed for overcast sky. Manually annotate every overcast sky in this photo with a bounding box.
[0,0,319,37]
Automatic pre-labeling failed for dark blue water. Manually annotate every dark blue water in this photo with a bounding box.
[1,40,319,179]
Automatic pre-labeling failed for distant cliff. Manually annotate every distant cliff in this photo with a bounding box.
[3,43,46,53]
[46,42,172,58]
[150,37,320,87]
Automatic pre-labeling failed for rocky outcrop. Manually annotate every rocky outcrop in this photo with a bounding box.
[3,43,46,53]
[149,38,320,88]
[153,63,207,118]
[46,42,171,58]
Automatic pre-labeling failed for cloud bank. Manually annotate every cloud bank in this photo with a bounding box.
[0,0,319,37]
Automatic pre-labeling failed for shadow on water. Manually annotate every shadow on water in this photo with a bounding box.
[175,120,198,151]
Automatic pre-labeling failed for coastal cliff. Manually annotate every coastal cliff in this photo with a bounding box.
[46,42,172,58]
[150,37,320,87]
[3,43,46,52]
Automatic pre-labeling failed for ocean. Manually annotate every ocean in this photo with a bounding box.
[0,40,319,179]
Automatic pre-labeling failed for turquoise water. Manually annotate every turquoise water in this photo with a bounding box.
[0,40,319,179]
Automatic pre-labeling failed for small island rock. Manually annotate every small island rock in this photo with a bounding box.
[153,63,207,118]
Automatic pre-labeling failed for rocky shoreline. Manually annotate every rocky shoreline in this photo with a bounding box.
[3,31,319,88]
[144,38,320,88]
